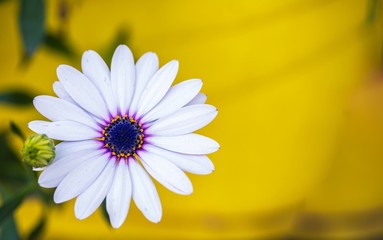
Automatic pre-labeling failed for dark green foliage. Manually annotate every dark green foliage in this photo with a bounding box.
[0,90,34,106]
[9,121,25,141]
[43,32,76,59]
[19,0,45,56]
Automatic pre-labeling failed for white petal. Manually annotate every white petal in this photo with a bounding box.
[130,158,162,223]
[135,60,179,118]
[52,81,75,104]
[137,150,193,195]
[55,140,102,160]
[82,50,118,116]
[52,81,67,98]
[28,120,99,141]
[129,52,159,115]
[111,45,135,115]
[147,134,219,155]
[39,145,102,188]
[186,93,207,106]
[141,79,202,123]
[144,144,214,175]
[106,159,132,228]
[75,159,115,220]
[57,65,109,120]
[33,95,99,129]
[33,167,45,171]
[146,104,217,136]
[54,152,109,203]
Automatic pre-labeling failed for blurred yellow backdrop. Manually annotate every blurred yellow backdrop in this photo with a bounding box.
[1,0,383,239]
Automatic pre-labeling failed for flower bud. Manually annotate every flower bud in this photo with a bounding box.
[21,134,55,168]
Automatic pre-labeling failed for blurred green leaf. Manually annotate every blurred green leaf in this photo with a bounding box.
[101,200,110,226]
[102,29,131,65]
[0,185,34,225]
[0,131,30,188]
[365,0,379,25]
[19,0,45,56]
[0,90,34,106]
[43,32,75,58]
[0,213,19,240]
[9,122,25,141]
[35,188,54,206]
[0,188,19,240]
[26,215,46,240]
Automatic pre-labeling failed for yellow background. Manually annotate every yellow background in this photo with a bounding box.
[1,0,383,239]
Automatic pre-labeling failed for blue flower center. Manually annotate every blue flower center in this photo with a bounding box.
[101,115,144,159]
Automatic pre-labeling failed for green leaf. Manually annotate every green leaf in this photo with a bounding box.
[0,90,34,106]
[43,32,75,58]
[101,200,110,227]
[0,185,34,225]
[9,121,25,141]
[0,188,20,240]
[26,215,46,240]
[365,0,380,25]
[101,29,131,65]
[0,213,19,240]
[35,188,54,206]
[19,0,45,56]
[0,131,30,188]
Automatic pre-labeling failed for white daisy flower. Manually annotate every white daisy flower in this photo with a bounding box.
[28,45,219,228]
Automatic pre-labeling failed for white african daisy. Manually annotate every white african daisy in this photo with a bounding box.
[28,45,219,228]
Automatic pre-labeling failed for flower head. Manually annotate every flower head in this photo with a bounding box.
[28,45,219,228]
[21,134,55,169]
